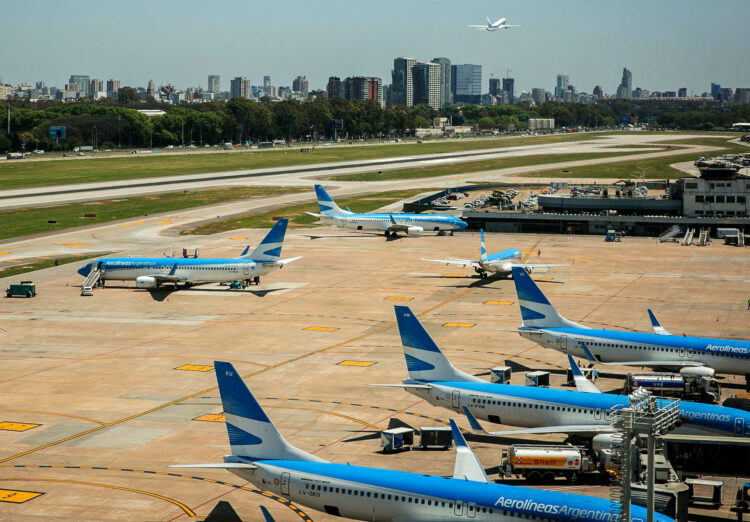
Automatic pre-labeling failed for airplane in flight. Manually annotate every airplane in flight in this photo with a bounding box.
[468,17,521,31]
[422,229,566,279]
[76,218,300,289]
[307,185,467,237]
[511,267,750,383]
[377,305,750,439]
[173,360,670,522]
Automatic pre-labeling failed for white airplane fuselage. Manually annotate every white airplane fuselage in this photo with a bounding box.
[519,327,750,376]
[317,213,466,235]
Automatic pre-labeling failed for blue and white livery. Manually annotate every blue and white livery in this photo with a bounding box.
[511,267,750,380]
[378,306,750,438]
[77,219,300,289]
[468,16,521,31]
[423,229,566,278]
[173,360,671,522]
[307,184,467,237]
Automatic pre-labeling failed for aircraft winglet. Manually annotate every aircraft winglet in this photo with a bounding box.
[260,505,276,522]
[648,309,672,335]
[169,263,178,276]
[461,406,487,433]
[567,354,601,394]
[449,419,489,483]
[579,342,599,363]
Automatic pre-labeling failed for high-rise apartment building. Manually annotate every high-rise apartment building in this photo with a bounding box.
[208,75,220,93]
[489,78,501,96]
[616,68,632,99]
[593,85,603,99]
[412,62,441,109]
[263,76,271,95]
[343,77,383,107]
[502,77,515,104]
[451,64,481,104]
[327,76,342,99]
[710,83,722,100]
[89,79,103,95]
[69,75,90,94]
[391,57,416,107]
[555,74,569,99]
[230,76,250,99]
[106,79,120,93]
[678,87,687,98]
[531,88,546,105]
[431,57,452,107]
[292,76,309,95]
[147,79,156,96]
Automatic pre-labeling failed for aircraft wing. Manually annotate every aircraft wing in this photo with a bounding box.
[370,383,433,389]
[148,263,188,283]
[467,25,488,29]
[305,211,321,219]
[461,407,611,436]
[168,463,259,469]
[579,342,709,368]
[502,24,521,27]
[567,354,602,393]
[422,257,479,269]
[449,419,489,483]
[277,256,303,267]
[511,263,570,273]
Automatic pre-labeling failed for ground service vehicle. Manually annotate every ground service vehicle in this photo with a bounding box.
[625,371,720,404]
[6,281,36,298]
[502,444,597,483]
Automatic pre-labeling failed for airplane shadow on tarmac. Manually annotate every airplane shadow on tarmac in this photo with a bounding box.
[300,233,410,242]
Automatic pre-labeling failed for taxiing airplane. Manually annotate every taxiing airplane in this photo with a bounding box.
[377,306,750,439]
[307,185,467,237]
[173,360,670,522]
[468,17,521,31]
[511,267,750,382]
[76,218,300,289]
[422,229,565,278]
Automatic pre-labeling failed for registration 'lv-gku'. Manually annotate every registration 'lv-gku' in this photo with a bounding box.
[174,361,671,522]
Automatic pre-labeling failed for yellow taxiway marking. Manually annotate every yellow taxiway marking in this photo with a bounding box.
[54,242,89,247]
[120,221,145,227]
[443,322,475,328]
[175,364,214,372]
[485,300,513,305]
[441,274,469,278]
[0,488,44,504]
[572,258,592,262]
[304,326,338,332]
[0,478,198,517]
[0,422,40,432]
[0,252,10,256]
[385,296,413,301]
[230,237,248,240]
[532,277,554,281]
[337,360,376,367]
[193,414,225,423]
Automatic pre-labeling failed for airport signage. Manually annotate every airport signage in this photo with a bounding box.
[49,126,66,139]
[331,119,343,129]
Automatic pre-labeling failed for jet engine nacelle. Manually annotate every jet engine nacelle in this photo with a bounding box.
[405,226,423,236]
[591,433,622,453]
[135,276,159,289]
[679,366,715,379]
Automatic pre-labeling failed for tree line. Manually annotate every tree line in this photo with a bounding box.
[1,95,749,153]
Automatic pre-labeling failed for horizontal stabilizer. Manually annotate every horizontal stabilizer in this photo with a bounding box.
[449,419,489,483]
[277,256,303,267]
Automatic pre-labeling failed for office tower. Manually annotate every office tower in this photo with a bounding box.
[735,88,750,105]
[343,77,383,106]
[616,68,632,99]
[710,83,722,99]
[35,81,46,90]
[412,62,441,109]
[292,76,309,95]
[391,57,416,107]
[451,64,482,104]
[555,74,569,99]
[531,88,546,104]
[678,87,687,98]
[431,57,452,107]
[69,75,90,94]
[106,79,120,93]
[208,75,220,93]
[327,77,342,99]
[89,79,103,95]
[489,78,501,96]
[147,79,156,96]
[230,76,250,99]
[593,85,603,99]
[502,77,515,104]
[263,76,271,95]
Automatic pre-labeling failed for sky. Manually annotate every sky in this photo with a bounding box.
[2,0,750,96]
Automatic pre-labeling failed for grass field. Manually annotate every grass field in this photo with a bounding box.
[0,255,92,280]
[520,137,747,179]
[323,150,650,182]
[186,189,439,236]
[0,186,303,241]
[0,133,612,190]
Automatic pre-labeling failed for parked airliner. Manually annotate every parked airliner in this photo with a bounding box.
[173,360,670,522]
[377,306,750,439]
[77,219,300,289]
[468,17,521,31]
[511,267,750,382]
[422,229,566,278]
[307,185,467,237]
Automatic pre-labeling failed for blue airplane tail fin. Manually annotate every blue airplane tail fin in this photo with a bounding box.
[314,184,349,215]
[239,219,288,262]
[214,361,324,462]
[479,229,488,262]
[511,267,583,329]
[394,306,482,383]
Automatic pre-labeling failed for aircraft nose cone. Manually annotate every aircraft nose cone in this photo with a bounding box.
[77,264,92,277]
[456,219,468,230]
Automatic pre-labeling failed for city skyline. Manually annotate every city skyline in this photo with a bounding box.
[2,0,749,96]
